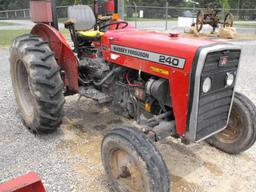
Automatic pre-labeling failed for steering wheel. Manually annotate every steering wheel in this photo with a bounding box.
[99,21,129,32]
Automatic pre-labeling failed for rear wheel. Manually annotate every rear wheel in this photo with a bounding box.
[207,92,256,154]
[10,34,65,133]
[101,127,170,192]
[196,10,204,32]
[224,13,234,28]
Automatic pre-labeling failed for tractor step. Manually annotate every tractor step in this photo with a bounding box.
[80,87,112,104]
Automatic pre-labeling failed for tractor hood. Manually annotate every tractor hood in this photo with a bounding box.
[101,29,231,137]
[101,29,241,139]
[101,29,217,72]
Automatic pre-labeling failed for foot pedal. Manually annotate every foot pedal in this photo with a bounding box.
[80,87,112,104]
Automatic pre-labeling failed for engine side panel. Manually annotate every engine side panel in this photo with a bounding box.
[101,29,216,135]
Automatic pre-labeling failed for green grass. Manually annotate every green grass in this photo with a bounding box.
[0,21,19,26]
[58,18,68,23]
[0,29,30,47]
[0,28,70,48]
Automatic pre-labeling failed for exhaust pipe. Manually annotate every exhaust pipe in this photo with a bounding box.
[51,0,59,30]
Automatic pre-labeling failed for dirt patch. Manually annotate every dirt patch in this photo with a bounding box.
[203,161,223,176]
[57,121,107,191]
[55,95,256,192]
[183,32,256,41]
[172,175,205,192]
[56,96,130,191]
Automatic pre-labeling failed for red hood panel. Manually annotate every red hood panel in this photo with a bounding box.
[103,29,215,59]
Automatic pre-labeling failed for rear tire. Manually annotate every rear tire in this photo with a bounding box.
[224,12,234,28]
[196,10,204,32]
[10,34,65,133]
[101,127,170,192]
[207,92,256,154]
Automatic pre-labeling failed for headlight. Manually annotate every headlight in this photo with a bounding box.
[226,73,234,87]
[202,77,212,93]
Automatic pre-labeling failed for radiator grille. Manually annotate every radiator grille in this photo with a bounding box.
[195,50,240,141]
[196,89,233,140]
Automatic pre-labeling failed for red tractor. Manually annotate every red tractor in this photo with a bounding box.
[9,0,256,191]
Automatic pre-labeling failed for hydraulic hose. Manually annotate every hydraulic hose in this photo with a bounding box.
[93,67,124,86]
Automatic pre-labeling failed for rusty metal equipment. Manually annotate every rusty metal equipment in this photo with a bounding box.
[193,4,234,33]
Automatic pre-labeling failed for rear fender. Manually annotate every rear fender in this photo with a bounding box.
[31,23,79,92]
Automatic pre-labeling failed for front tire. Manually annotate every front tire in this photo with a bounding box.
[10,34,65,133]
[101,127,170,192]
[207,92,256,154]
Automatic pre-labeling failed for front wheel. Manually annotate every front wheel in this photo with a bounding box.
[207,92,256,154]
[101,127,170,192]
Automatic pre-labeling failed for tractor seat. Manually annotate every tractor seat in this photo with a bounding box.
[77,30,104,41]
[68,5,96,31]
[66,5,104,42]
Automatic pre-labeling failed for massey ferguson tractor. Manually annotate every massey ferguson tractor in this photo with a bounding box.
[9,0,256,191]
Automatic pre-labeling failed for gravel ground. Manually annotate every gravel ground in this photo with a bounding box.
[0,48,77,191]
[0,40,256,192]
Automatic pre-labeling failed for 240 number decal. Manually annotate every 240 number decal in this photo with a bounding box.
[159,55,180,66]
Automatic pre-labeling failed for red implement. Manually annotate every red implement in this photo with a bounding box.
[0,172,46,192]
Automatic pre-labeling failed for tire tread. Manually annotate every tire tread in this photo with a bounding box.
[10,34,64,133]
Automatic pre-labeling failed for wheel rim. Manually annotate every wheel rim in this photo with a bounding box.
[216,108,242,144]
[196,12,204,32]
[109,148,146,192]
[16,60,35,119]
[224,14,234,27]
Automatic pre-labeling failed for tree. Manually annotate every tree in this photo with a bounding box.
[0,0,255,10]
[219,0,230,10]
